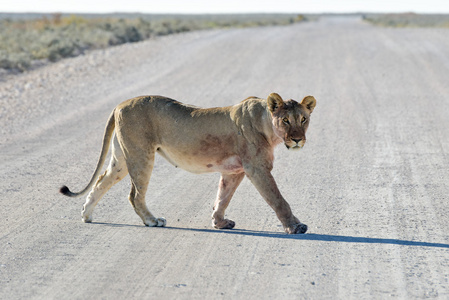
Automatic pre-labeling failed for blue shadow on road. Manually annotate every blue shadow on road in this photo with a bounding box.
[165,227,449,249]
[93,222,449,249]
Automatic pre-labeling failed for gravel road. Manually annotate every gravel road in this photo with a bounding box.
[1,16,449,299]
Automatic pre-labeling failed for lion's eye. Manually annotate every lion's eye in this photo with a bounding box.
[282,117,290,124]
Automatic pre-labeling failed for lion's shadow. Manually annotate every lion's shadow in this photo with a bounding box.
[93,222,449,249]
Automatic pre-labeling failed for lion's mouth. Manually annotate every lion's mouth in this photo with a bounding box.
[285,139,305,151]
[285,144,303,151]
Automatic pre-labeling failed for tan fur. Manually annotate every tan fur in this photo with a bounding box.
[60,93,316,234]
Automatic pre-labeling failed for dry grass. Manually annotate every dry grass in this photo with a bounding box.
[363,13,449,28]
[0,13,306,72]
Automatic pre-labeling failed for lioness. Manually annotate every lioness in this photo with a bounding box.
[60,93,316,234]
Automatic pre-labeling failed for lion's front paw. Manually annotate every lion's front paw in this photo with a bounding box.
[213,219,236,229]
[144,217,167,227]
[285,223,308,234]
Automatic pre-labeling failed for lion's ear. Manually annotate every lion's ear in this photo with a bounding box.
[301,96,316,113]
[267,93,284,113]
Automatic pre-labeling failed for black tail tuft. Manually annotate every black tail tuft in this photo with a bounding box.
[59,185,71,195]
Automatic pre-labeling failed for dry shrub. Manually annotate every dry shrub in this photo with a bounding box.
[0,13,307,72]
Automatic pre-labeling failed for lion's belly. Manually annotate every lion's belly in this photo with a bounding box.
[156,147,244,174]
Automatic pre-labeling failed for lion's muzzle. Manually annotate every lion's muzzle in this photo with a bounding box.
[285,138,305,151]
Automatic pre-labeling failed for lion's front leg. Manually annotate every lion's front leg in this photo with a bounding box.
[212,173,245,229]
[245,167,307,234]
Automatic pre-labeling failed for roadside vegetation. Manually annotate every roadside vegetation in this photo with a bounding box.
[0,13,306,72]
[363,13,449,28]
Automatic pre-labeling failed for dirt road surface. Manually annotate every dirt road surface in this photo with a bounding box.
[1,16,449,299]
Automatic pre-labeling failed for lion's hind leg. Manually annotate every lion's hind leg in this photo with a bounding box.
[212,173,244,229]
[126,150,166,227]
[82,138,128,223]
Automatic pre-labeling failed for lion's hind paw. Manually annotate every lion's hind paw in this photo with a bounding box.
[156,217,167,227]
[145,217,167,227]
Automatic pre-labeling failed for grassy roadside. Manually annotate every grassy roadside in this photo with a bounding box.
[0,13,306,72]
[363,13,449,28]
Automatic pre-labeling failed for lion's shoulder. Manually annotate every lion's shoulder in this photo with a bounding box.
[242,96,261,101]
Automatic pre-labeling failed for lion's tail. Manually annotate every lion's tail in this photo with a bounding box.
[60,110,116,197]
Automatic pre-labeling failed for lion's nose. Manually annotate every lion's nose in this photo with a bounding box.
[292,138,302,144]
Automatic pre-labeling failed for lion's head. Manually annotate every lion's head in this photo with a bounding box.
[267,93,316,151]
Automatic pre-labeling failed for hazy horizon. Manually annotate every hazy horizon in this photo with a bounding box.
[2,0,449,14]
